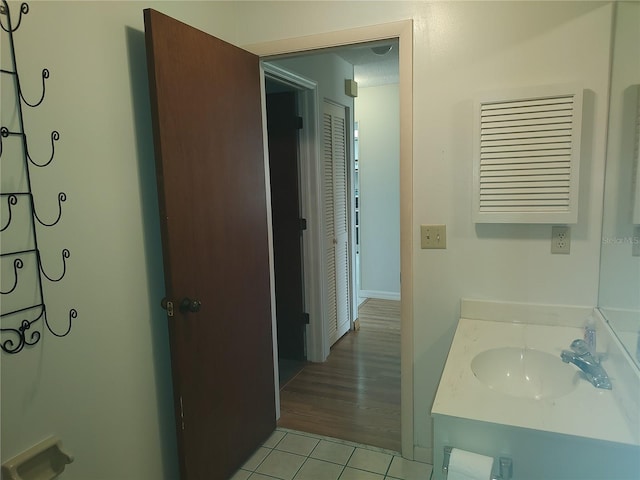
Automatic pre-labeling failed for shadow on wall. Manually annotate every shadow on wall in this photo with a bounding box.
[124,26,179,479]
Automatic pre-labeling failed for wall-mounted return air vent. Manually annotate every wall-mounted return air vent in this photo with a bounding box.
[473,84,583,223]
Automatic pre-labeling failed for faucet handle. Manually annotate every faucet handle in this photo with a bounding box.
[570,338,590,355]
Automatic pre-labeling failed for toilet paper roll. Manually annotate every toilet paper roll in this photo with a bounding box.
[447,448,494,480]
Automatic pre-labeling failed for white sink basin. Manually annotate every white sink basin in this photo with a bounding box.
[471,347,579,399]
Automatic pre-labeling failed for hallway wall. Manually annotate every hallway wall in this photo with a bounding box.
[356,84,401,299]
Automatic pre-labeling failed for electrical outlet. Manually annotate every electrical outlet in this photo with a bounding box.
[421,224,446,249]
[551,226,571,254]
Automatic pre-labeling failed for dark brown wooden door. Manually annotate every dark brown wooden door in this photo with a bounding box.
[266,92,306,361]
[144,9,275,480]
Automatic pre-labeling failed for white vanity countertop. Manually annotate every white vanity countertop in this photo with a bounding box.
[431,317,640,446]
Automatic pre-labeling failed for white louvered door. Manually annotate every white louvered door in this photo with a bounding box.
[323,101,350,346]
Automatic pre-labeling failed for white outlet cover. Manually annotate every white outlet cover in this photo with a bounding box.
[551,226,571,254]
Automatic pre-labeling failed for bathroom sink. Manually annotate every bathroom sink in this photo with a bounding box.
[471,347,579,399]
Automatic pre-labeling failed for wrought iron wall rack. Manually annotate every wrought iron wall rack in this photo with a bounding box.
[0,0,76,354]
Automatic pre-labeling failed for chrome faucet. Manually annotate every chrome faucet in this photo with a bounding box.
[560,339,612,390]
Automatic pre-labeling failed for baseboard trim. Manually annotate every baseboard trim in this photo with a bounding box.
[359,290,401,301]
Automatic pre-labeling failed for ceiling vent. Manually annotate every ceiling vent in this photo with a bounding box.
[473,84,583,224]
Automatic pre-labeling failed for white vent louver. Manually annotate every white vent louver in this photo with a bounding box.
[473,85,583,223]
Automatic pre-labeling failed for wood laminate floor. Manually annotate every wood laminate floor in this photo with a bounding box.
[278,298,401,452]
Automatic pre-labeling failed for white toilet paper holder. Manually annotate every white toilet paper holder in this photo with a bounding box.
[443,446,513,480]
[1,436,73,480]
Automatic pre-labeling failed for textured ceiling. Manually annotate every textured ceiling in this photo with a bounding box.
[265,39,399,93]
[335,40,399,88]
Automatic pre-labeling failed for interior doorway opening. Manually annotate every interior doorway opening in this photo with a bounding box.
[265,76,308,387]
[262,38,402,452]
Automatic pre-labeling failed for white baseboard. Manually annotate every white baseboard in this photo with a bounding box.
[359,290,401,301]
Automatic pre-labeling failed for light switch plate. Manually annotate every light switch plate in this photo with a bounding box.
[421,224,446,249]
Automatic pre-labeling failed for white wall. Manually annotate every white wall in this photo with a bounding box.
[0,2,242,478]
[0,2,614,477]
[356,84,401,298]
[271,54,354,110]
[409,2,612,457]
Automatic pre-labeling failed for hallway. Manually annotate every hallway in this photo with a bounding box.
[278,299,401,452]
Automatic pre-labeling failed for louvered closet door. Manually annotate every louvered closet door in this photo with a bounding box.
[323,101,350,346]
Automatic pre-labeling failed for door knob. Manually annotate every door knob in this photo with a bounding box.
[180,297,202,313]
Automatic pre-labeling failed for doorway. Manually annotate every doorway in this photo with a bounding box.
[262,37,405,453]
[265,80,307,387]
[251,20,413,457]
[145,13,414,474]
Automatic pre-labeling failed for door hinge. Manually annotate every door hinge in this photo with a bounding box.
[179,395,185,430]
[296,116,303,130]
[303,329,307,358]
[302,312,310,324]
[299,218,307,231]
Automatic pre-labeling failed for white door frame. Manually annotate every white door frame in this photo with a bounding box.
[262,64,329,365]
[248,20,414,459]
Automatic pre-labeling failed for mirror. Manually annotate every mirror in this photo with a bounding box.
[598,2,640,368]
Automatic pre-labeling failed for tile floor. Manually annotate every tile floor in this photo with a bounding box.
[231,428,433,480]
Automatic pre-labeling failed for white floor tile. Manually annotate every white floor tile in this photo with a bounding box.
[263,430,287,448]
[256,449,306,480]
[347,448,393,475]
[276,432,320,456]
[242,447,271,471]
[339,467,385,480]
[238,429,425,480]
[310,440,355,465]
[293,458,344,480]
[386,456,433,480]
